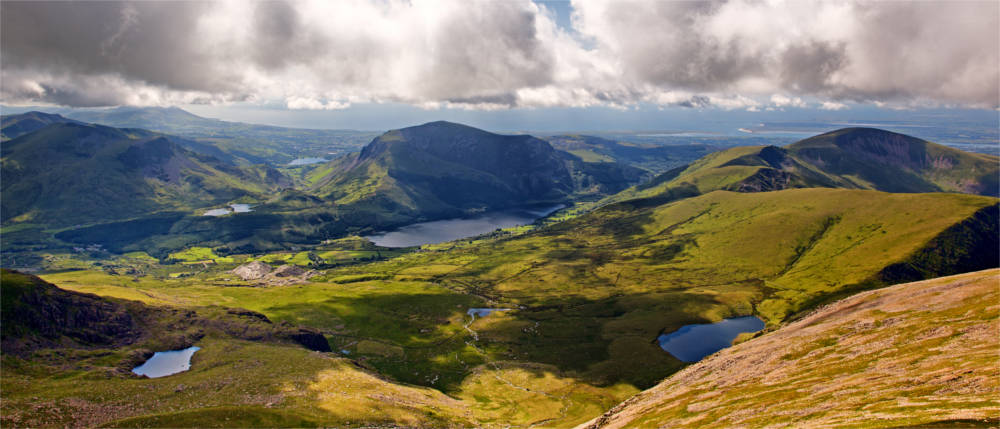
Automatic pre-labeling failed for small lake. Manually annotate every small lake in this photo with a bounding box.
[132,346,201,378]
[203,204,254,216]
[288,157,328,166]
[658,316,765,362]
[467,308,511,319]
[365,204,564,248]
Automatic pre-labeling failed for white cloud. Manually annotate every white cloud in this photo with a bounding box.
[770,94,806,108]
[820,101,848,111]
[1,0,996,110]
[286,97,350,110]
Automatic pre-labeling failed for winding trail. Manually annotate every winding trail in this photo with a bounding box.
[461,311,573,428]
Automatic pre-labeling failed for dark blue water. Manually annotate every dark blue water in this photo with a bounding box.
[658,316,765,362]
[132,346,201,378]
[365,204,563,248]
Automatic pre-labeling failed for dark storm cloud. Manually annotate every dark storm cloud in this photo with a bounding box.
[1,0,996,109]
[1,1,235,93]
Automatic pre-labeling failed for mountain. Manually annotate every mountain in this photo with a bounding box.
[1,122,289,227]
[611,127,999,204]
[788,127,999,195]
[60,106,221,130]
[48,106,379,165]
[544,134,717,174]
[310,121,646,219]
[0,111,84,140]
[581,269,999,428]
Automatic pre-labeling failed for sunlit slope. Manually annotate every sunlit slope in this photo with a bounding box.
[0,122,288,226]
[789,127,999,195]
[0,270,476,428]
[442,188,997,322]
[610,128,999,204]
[581,269,1000,429]
[304,188,996,390]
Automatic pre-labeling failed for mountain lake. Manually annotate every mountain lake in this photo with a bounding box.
[132,346,201,378]
[288,157,328,166]
[203,204,254,216]
[467,308,512,319]
[365,204,564,247]
[658,316,766,362]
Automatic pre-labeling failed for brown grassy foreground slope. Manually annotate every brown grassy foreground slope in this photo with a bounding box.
[581,269,1000,429]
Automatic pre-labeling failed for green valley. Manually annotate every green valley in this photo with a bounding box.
[1,121,997,428]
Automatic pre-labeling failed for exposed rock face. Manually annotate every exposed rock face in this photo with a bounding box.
[285,327,332,352]
[231,261,272,280]
[272,264,306,278]
[230,261,317,286]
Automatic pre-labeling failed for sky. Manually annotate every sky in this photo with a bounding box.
[1,0,998,130]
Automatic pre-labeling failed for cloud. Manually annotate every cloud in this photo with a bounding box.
[820,101,848,111]
[572,0,999,109]
[770,94,807,108]
[1,0,996,110]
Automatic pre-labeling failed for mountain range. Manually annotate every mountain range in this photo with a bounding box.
[1,112,997,427]
[1,121,289,227]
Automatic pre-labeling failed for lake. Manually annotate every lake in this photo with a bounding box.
[657,316,765,362]
[203,204,254,216]
[132,346,201,378]
[365,204,563,247]
[467,308,511,319]
[288,157,328,166]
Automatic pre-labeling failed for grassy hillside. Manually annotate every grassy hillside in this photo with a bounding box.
[1,111,84,140]
[1,122,289,228]
[33,189,997,420]
[581,269,1000,428]
[789,127,999,195]
[0,270,479,428]
[310,121,645,220]
[610,128,999,205]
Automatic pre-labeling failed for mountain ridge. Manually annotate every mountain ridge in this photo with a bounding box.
[608,127,999,206]
[0,121,289,227]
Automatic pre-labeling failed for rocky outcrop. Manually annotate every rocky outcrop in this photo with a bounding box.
[231,261,272,280]
[272,264,306,277]
[231,261,317,286]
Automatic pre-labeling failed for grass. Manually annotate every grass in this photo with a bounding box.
[587,269,1000,428]
[6,187,996,427]
[2,338,475,428]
